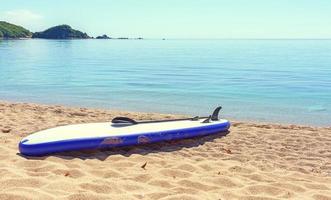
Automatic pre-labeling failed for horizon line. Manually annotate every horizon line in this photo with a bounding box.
[134,38,331,40]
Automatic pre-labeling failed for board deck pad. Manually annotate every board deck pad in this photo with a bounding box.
[19,118,230,156]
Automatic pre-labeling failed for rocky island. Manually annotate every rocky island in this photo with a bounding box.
[96,34,111,39]
[32,25,90,39]
[0,21,144,40]
[0,21,32,39]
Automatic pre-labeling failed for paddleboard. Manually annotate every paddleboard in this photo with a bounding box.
[19,107,230,156]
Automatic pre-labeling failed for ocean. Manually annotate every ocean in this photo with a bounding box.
[0,39,330,126]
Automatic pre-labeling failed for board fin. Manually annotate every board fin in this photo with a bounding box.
[202,115,212,123]
[211,106,222,121]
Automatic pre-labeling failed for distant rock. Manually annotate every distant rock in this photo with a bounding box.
[0,21,32,39]
[117,37,129,40]
[32,25,90,39]
[96,34,111,39]
[135,37,143,40]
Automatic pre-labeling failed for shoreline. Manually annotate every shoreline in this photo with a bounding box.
[1,99,329,129]
[0,100,330,199]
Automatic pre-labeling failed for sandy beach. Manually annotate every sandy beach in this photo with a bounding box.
[0,101,330,200]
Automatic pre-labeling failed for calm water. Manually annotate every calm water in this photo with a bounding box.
[0,39,330,126]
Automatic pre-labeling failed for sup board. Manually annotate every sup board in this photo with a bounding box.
[19,107,230,156]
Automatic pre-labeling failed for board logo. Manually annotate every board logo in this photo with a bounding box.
[101,137,123,145]
[138,135,150,144]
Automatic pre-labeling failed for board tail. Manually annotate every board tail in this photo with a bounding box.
[112,106,222,125]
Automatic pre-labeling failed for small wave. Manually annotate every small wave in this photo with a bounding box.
[308,105,327,112]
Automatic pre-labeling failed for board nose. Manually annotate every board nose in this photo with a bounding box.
[18,139,29,155]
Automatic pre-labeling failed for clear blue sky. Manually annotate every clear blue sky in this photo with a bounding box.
[1,0,331,39]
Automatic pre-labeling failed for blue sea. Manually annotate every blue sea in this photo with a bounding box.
[0,39,330,126]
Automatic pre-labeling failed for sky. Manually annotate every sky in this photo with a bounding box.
[1,0,331,39]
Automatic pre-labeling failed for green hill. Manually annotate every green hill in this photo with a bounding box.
[32,25,90,39]
[0,21,32,39]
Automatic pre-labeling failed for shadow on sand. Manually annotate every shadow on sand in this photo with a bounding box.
[18,131,230,161]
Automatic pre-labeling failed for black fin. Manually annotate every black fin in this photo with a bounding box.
[202,115,212,123]
[211,106,222,121]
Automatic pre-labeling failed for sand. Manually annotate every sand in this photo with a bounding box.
[0,101,330,200]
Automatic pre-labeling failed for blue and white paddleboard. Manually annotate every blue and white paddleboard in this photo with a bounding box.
[19,107,230,156]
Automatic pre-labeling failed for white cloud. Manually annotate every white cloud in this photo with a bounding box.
[1,9,43,31]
